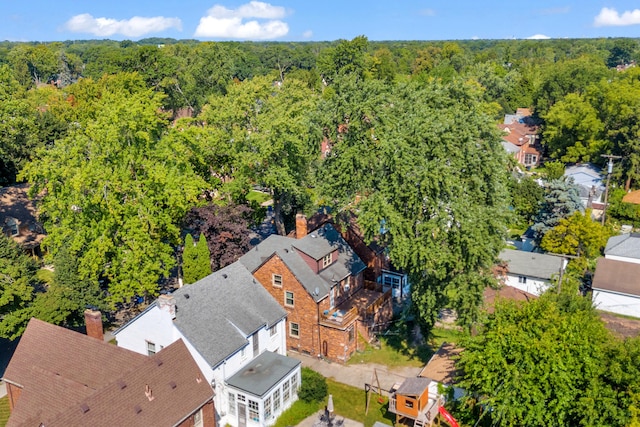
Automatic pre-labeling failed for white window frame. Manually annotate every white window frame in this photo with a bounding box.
[272,273,283,287]
[269,324,277,337]
[285,291,294,307]
[322,253,332,268]
[146,341,156,356]
[289,322,299,338]
[518,276,527,284]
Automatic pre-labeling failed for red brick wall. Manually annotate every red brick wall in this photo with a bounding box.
[253,255,321,356]
[319,321,358,363]
[177,400,216,427]
[294,248,319,273]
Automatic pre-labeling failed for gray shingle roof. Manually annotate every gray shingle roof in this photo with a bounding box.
[605,233,640,260]
[499,249,564,280]
[172,261,286,368]
[396,377,431,396]
[239,224,366,302]
[226,351,300,398]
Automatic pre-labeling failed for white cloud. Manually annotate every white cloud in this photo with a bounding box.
[527,34,551,39]
[420,9,436,17]
[594,7,640,27]
[471,36,479,40]
[302,30,313,39]
[195,1,289,39]
[63,13,182,37]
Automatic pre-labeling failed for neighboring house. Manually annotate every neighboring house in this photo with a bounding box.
[2,314,214,427]
[498,109,542,168]
[564,163,605,208]
[0,184,45,256]
[240,218,393,363]
[622,189,640,205]
[483,285,536,313]
[114,261,300,427]
[592,233,640,317]
[303,212,409,300]
[497,249,566,296]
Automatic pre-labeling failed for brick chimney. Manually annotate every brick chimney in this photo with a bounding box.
[295,213,308,239]
[84,309,104,341]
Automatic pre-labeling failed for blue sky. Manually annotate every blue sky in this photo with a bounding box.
[3,1,640,42]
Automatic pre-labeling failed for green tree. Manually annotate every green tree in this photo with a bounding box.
[544,160,565,181]
[542,93,605,162]
[531,178,583,240]
[316,36,369,83]
[509,175,544,225]
[541,209,610,258]
[0,234,40,339]
[182,234,211,284]
[458,292,627,427]
[20,73,206,305]
[317,75,510,331]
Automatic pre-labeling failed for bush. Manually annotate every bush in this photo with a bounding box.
[298,367,328,403]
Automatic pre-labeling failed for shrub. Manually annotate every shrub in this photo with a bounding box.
[298,367,327,403]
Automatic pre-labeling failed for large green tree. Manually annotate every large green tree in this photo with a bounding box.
[458,291,634,427]
[20,73,206,305]
[317,75,510,331]
[182,234,211,284]
[540,209,609,258]
[531,178,583,240]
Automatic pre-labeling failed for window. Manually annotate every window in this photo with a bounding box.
[240,346,247,360]
[146,341,156,356]
[264,396,272,420]
[322,253,332,268]
[289,322,299,338]
[283,380,290,402]
[285,291,294,307]
[524,153,538,165]
[248,400,259,422]
[273,389,281,412]
[194,409,203,427]
[518,276,527,284]
[228,392,236,416]
[237,394,246,403]
[272,274,283,287]
[348,326,355,343]
[406,400,414,409]
[291,373,299,393]
[269,324,277,337]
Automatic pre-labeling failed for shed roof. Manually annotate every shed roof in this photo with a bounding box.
[605,233,640,260]
[592,257,640,296]
[226,351,300,398]
[172,261,287,368]
[498,249,564,280]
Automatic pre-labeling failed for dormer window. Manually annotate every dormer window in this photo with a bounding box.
[322,253,332,268]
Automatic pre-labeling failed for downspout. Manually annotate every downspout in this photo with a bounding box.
[317,300,322,358]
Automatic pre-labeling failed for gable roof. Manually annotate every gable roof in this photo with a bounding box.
[240,223,366,302]
[171,261,287,368]
[498,122,538,147]
[419,342,461,385]
[498,249,563,280]
[0,184,45,248]
[3,318,212,427]
[592,257,640,296]
[605,233,640,260]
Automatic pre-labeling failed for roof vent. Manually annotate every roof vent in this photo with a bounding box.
[80,403,90,414]
[284,248,289,253]
[134,405,142,414]
[169,381,177,389]
[118,380,127,390]
[184,293,190,299]
[310,234,317,238]
[155,358,163,367]
[196,375,203,384]
[314,287,320,296]
[222,273,228,279]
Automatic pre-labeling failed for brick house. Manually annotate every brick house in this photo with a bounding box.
[240,217,393,363]
[499,109,542,169]
[2,314,215,427]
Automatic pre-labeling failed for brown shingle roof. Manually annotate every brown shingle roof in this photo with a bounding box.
[483,285,536,314]
[592,258,640,296]
[419,342,462,385]
[622,190,640,205]
[3,319,213,427]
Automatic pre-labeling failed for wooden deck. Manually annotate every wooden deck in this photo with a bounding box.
[319,284,391,329]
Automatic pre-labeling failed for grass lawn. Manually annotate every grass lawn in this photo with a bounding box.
[273,378,393,427]
[247,190,271,205]
[0,396,10,427]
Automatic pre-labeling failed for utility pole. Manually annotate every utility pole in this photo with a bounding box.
[601,154,622,225]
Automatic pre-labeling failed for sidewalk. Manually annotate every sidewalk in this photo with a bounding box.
[288,352,421,395]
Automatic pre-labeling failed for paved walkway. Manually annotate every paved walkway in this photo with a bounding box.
[288,352,421,394]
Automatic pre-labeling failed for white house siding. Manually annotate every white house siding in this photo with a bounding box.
[115,306,289,427]
[592,290,640,318]
[504,274,551,296]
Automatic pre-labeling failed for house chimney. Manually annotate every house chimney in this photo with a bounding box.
[84,309,104,341]
[157,294,176,320]
[296,213,308,239]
